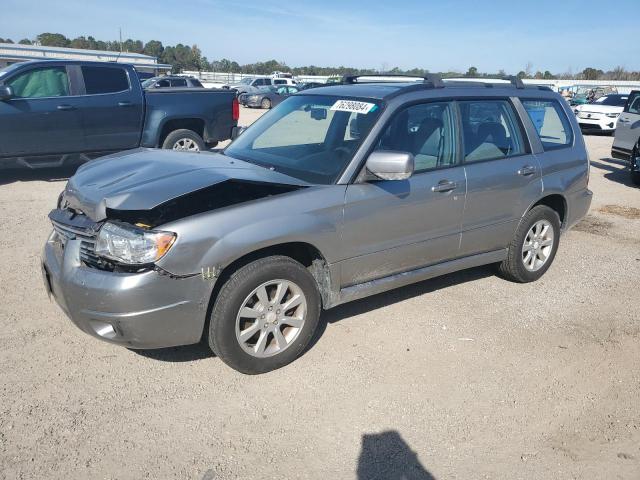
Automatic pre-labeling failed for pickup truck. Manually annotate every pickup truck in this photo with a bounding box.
[0,60,238,168]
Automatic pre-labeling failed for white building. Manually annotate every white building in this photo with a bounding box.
[0,42,171,74]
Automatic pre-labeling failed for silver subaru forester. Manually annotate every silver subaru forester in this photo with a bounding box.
[42,75,592,374]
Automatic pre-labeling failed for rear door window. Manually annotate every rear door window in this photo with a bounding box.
[521,99,573,150]
[170,78,187,87]
[459,100,526,162]
[81,66,130,94]
[8,67,70,98]
[626,92,640,114]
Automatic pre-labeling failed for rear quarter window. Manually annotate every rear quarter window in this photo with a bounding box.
[627,93,640,114]
[81,66,130,94]
[521,99,573,150]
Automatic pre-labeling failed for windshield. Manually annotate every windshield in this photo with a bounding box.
[0,63,23,80]
[225,95,383,184]
[595,95,628,106]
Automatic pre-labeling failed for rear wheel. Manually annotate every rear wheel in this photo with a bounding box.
[261,98,272,109]
[162,129,206,152]
[498,205,561,283]
[208,256,321,374]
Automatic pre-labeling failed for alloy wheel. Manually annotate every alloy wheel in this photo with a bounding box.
[235,279,307,358]
[522,220,554,272]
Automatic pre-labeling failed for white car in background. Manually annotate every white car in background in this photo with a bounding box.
[574,94,629,134]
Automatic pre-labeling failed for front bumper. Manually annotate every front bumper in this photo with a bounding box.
[577,115,618,132]
[42,231,213,349]
[239,96,261,107]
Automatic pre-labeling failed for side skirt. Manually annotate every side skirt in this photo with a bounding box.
[330,249,507,308]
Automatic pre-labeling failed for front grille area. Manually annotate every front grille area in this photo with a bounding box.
[51,218,103,267]
[579,122,602,130]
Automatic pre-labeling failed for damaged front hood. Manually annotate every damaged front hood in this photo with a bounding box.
[62,148,308,222]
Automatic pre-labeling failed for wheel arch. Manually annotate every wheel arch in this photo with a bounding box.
[158,117,206,147]
[201,241,334,342]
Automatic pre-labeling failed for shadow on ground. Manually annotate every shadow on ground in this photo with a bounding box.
[137,264,494,364]
[0,165,81,186]
[591,157,635,188]
[357,430,436,480]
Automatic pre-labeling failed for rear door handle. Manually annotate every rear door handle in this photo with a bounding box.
[518,165,536,176]
[431,180,457,192]
[57,104,76,111]
[118,101,133,107]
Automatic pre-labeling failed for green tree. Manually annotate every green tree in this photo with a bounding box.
[582,67,602,80]
[18,38,32,45]
[543,70,555,79]
[37,33,70,47]
[143,40,164,58]
[465,66,478,77]
[70,36,91,49]
[0,38,14,43]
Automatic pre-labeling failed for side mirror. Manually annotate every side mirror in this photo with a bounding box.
[365,151,414,181]
[231,126,246,140]
[0,85,14,101]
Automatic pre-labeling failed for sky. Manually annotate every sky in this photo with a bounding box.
[1,0,639,74]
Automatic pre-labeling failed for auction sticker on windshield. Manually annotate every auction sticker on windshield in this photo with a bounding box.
[330,100,376,114]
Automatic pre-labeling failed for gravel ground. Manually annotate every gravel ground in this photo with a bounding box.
[1,110,639,479]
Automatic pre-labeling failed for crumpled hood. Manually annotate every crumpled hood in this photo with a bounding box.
[62,148,308,221]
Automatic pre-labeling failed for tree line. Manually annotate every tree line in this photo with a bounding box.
[2,33,640,80]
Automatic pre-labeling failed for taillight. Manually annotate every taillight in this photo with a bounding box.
[232,97,239,121]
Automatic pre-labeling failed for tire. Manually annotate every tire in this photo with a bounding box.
[161,129,206,152]
[208,256,321,374]
[498,205,561,283]
[631,147,640,186]
[261,98,271,109]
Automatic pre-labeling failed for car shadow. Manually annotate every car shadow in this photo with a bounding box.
[0,165,81,186]
[307,264,495,350]
[590,157,635,187]
[357,430,436,480]
[137,264,495,364]
[131,341,215,363]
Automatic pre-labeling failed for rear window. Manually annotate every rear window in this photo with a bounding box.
[522,99,573,150]
[190,79,203,88]
[81,66,130,94]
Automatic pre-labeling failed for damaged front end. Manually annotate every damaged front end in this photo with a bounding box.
[52,179,305,274]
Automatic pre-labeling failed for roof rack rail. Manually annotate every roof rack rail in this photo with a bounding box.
[341,73,444,88]
[445,76,526,89]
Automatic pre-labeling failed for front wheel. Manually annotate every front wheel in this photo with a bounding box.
[208,256,321,374]
[631,147,640,186]
[261,98,272,109]
[162,129,206,152]
[498,205,561,283]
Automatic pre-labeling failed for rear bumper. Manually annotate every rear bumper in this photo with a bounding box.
[611,146,632,162]
[565,188,593,231]
[41,231,213,349]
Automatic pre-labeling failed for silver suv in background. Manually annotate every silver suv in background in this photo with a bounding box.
[42,75,592,374]
[611,90,640,185]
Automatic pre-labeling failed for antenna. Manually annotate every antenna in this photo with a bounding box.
[115,28,122,63]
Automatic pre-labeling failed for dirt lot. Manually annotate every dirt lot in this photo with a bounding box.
[1,110,639,479]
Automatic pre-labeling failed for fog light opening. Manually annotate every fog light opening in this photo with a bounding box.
[90,321,117,339]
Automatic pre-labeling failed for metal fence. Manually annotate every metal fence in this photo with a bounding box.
[181,70,640,93]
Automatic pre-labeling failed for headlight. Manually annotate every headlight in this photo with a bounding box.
[248,95,259,100]
[95,222,176,265]
[605,113,620,118]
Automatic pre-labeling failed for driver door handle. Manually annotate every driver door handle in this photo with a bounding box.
[57,104,76,111]
[118,101,133,107]
[431,180,457,192]
[518,165,536,176]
